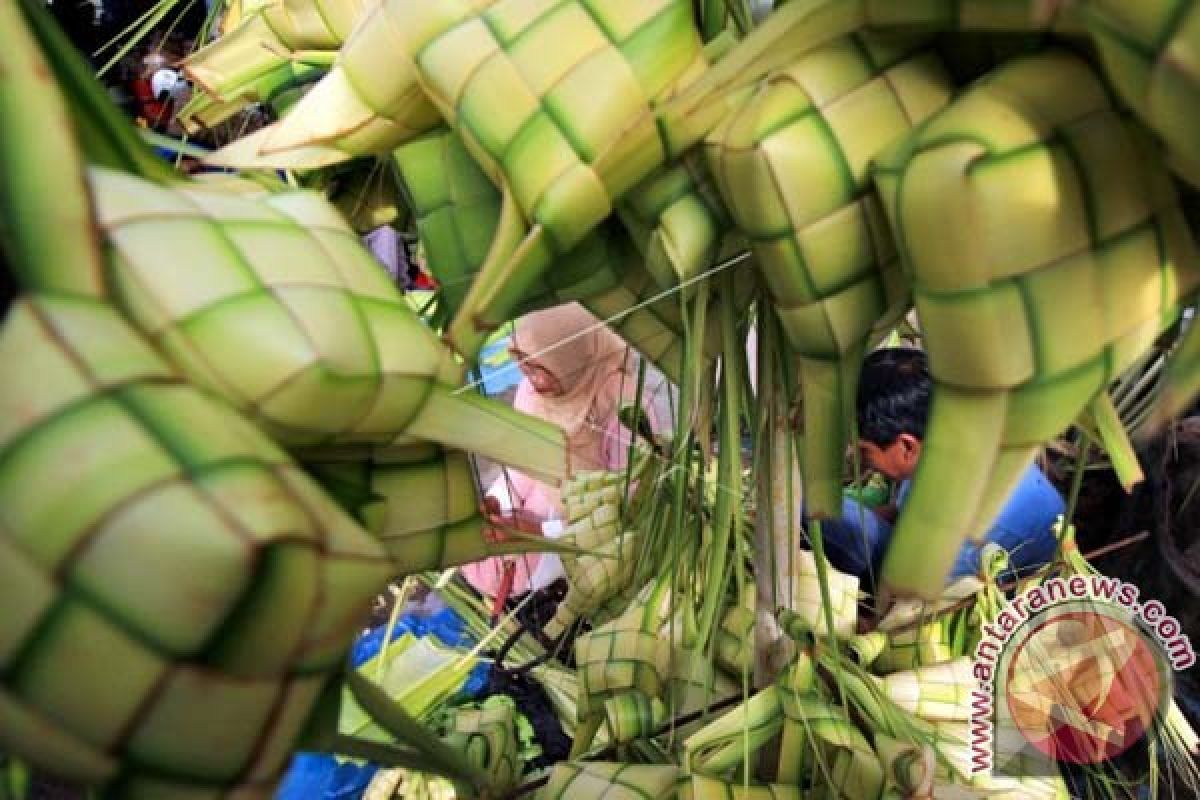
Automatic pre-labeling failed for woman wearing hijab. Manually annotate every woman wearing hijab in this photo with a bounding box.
[461,303,666,600]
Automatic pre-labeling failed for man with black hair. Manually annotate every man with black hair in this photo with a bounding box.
[817,347,1065,586]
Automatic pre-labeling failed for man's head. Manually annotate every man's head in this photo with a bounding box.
[855,347,932,481]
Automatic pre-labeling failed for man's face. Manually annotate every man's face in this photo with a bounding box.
[857,433,922,481]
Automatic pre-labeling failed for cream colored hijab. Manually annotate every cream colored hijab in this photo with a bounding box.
[511,303,632,471]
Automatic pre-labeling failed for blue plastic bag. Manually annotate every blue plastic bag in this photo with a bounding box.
[275,753,376,800]
[275,607,491,799]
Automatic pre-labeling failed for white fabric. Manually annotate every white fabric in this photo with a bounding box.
[528,519,566,590]
[151,69,179,99]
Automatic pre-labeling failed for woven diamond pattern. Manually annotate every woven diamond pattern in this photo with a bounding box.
[873,50,1200,594]
[706,32,952,516]
[0,296,391,793]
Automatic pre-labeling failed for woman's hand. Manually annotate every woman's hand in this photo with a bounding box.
[481,496,544,543]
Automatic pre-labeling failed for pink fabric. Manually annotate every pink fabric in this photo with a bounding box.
[504,304,633,472]
[461,358,661,598]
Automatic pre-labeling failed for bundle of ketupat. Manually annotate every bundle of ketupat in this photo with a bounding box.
[10,0,1200,796]
[0,3,578,793]
[210,0,877,360]
[863,575,985,673]
[574,595,674,749]
[0,47,572,490]
[872,49,1200,598]
[184,0,1200,438]
[669,552,1073,800]
[542,468,646,642]
[401,0,713,358]
[181,0,372,131]
[89,167,568,482]
[392,125,700,379]
[706,30,952,518]
[0,295,395,796]
[536,470,1076,798]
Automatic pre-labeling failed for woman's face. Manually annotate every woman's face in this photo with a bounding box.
[510,348,565,396]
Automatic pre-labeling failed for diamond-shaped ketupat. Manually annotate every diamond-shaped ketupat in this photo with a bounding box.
[90,167,569,486]
[706,32,954,519]
[872,50,1200,598]
[181,0,374,132]
[0,296,394,796]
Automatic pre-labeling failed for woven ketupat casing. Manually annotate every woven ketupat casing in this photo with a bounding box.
[869,577,980,671]
[360,449,485,573]
[871,620,958,673]
[0,296,392,795]
[546,529,640,639]
[182,0,369,131]
[872,50,1200,598]
[239,0,501,164]
[776,675,884,798]
[602,692,665,745]
[667,646,738,734]
[394,128,627,322]
[423,0,708,342]
[261,0,368,50]
[183,12,309,100]
[94,167,460,446]
[706,33,953,517]
[676,775,805,799]
[393,128,503,319]
[182,61,325,134]
[1084,3,1200,415]
[874,658,975,721]
[714,585,755,676]
[306,445,488,574]
[617,155,731,292]
[549,478,631,625]
[538,762,681,800]
[787,549,860,639]
[1085,1,1200,187]
[683,685,784,776]
[575,601,671,742]
[440,704,521,795]
[562,475,624,523]
[426,0,705,235]
[93,166,568,485]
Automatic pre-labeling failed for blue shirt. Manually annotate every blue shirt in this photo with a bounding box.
[818,463,1065,584]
